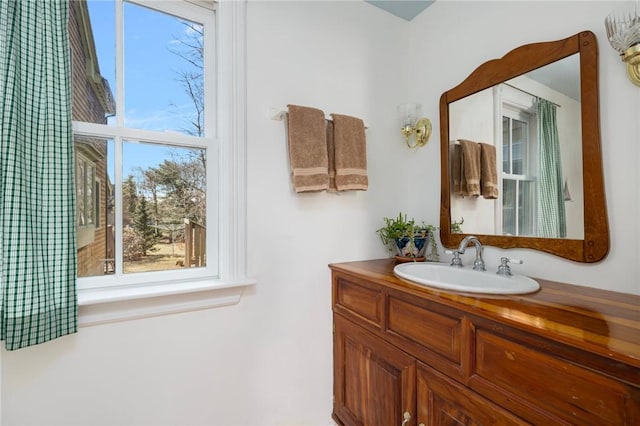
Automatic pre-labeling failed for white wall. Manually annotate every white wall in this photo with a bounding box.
[448,86,497,235]
[2,2,638,426]
[1,1,412,425]
[408,1,640,294]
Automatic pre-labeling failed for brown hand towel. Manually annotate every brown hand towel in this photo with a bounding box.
[287,104,329,192]
[459,139,481,196]
[330,113,368,191]
[326,121,337,192]
[452,143,462,195]
[480,142,499,199]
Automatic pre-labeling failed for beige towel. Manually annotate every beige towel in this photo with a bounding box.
[480,143,498,199]
[330,113,368,191]
[287,105,329,192]
[459,139,481,196]
[326,121,337,192]
[452,144,462,195]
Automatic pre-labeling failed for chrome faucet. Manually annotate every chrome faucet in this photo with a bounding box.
[496,257,523,276]
[456,236,486,271]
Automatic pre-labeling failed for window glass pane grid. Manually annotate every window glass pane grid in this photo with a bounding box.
[501,105,536,236]
[72,0,217,285]
[76,142,216,288]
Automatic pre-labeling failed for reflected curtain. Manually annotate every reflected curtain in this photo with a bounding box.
[537,99,566,238]
[0,0,77,350]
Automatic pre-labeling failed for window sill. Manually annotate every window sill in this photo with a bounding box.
[77,278,256,326]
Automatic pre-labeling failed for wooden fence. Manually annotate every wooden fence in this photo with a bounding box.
[184,219,206,267]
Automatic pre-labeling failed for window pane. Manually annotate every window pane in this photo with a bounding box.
[72,1,116,125]
[122,141,206,274]
[502,179,516,235]
[518,180,535,236]
[124,2,204,136]
[76,136,114,277]
[512,119,527,174]
[502,116,510,173]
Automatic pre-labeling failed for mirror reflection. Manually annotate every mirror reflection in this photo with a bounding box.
[448,55,584,239]
[440,31,609,262]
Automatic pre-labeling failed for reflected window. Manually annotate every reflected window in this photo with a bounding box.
[76,153,96,228]
[75,136,111,276]
[501,107,537,236]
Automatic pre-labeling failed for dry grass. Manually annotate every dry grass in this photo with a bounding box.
[124,242,186,273]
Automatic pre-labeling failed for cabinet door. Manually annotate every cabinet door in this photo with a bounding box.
[334,314,416,426]
[417,363,529,426]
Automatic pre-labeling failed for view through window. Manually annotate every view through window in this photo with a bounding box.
[70,0,213,281]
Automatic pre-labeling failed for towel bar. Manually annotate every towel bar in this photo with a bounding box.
[270,107,369,129]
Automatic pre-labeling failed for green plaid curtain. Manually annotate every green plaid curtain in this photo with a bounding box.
[0,0,77,350]
[537,99,566,238]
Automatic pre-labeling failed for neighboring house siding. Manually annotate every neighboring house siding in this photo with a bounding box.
[69,2,110,277]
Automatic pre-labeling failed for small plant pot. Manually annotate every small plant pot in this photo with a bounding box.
[393,236,427,261]
[377,212,438,263]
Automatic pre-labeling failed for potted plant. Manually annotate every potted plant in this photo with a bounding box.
[451,217,464,234]
[377,212,439,262]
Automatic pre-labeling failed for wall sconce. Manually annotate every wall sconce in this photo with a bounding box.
[605,1,640,87]
[397,103,432,148]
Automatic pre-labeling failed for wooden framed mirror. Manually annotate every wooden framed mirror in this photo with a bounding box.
[439,31,609,262]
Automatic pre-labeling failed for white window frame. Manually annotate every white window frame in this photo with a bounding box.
[75,0,254,326]
[496,87,538,237]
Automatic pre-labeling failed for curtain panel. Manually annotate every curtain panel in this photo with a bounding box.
[0,0,77,350]
[537,98,567,239]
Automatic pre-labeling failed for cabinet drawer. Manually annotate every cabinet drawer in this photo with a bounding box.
[385,292,466,379]
[472,329,639,425]
[334,277,382,327]
[388,296,462,364]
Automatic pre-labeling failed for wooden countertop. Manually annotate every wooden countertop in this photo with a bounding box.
[329,258,640,371]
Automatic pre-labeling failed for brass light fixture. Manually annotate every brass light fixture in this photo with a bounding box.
[605,0,640,87]
[397,103,432,148]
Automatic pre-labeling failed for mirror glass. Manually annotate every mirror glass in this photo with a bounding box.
[439,31,609,262]
[448,54,584,239]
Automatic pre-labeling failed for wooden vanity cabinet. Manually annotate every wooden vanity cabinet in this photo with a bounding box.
[331,259,640,426]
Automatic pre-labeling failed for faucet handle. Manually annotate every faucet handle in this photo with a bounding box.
[445,250,463,267]
[496,257,523,276]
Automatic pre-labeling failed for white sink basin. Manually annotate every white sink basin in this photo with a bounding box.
[393,262,540,295]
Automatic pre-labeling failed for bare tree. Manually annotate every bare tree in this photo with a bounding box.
[169,21,204,137]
